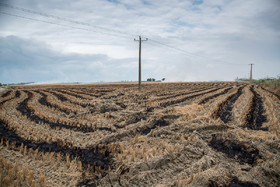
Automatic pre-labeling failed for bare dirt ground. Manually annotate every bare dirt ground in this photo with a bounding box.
[0,82,279,186]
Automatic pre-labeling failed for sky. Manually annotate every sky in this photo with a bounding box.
[0,0,279,84]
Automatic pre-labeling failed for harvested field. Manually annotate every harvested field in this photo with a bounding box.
[0,82,280,186]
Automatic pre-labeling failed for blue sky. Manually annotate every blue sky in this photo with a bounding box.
[0,0,279,84]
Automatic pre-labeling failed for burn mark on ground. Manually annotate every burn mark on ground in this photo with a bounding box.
[209,177,260,187]
[209,134,261,165]
[138,115,179,135]
[218,87,243,123]
[0,119,114,186]
[243,86,267,130]
[1,90,12,98]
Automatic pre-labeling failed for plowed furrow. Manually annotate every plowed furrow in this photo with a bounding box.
[36,91,71,115]
[218,87,244,123]
[0,91,21,106]
[69,89,100,97]
[16,92,96,133]
[199,87,232,105]
[41,90,86,114]
[57,89,90,100]
[48,90,68,101]
[244,86,267,130]
[261,87,280,101]
[1,90,12,98]
[210,134,261,165]
[47,91,90,108]
[152,87,211,102]
[160,87,222,107]
[0,120,113,174]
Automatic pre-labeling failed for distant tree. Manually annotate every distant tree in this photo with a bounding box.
[147,78,156,82]
[162,78,165,81]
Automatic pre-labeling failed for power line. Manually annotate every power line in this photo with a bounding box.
[149,38,204,58]
[0,2,249,66]
[0,2,136,38]
[0,11,131,39]
[148,38,247,66]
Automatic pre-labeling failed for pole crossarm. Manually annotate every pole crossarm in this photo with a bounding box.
[134,36,148,91]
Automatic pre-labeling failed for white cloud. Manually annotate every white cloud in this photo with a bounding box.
[0,0,279,84]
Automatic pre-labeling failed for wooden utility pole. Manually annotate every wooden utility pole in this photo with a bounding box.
[134,36,148,91]
[249,64,254,80]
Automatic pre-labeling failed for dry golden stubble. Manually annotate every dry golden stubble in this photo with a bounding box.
[23,146,27,155]
[38,171,46,185]
[13,179,19,187]
[5,139,9,149]
[3,175,11,187]
[261,91,279,137]
[66,153,70,168]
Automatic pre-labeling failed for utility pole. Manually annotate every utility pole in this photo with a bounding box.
[249,64,254,81]
[134,36,148,91]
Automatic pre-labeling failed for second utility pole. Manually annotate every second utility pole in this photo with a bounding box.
[134,36,148,91]
[249,63,254,81]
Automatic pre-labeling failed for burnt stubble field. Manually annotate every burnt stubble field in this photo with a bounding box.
[0,82,280,186]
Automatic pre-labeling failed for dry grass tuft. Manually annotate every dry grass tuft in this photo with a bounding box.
[66,153,70,168]
[175,103,202,121]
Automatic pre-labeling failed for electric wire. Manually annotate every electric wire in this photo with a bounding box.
[0,11,131,40]
[0,2,248,66]
[0,2,136,38]
[148,38,248,65]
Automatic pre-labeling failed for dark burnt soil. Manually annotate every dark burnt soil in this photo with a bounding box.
[101,92,125,100]
[112,112,147,129]
[115,102,127,109]
[15,90,21,97]
[243,86,267,130]
[125,112,146,125]
[137,115,179,135]
[218,87,244,123]
[16,92,99,133]
[199,87,232,105]
[225,177,260,187]
[140,119,169,135]
[209,134,261,165]
[209,177,260,187]
[1,90,12,98]
[98,104,118,113]
[0,119,114,186]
